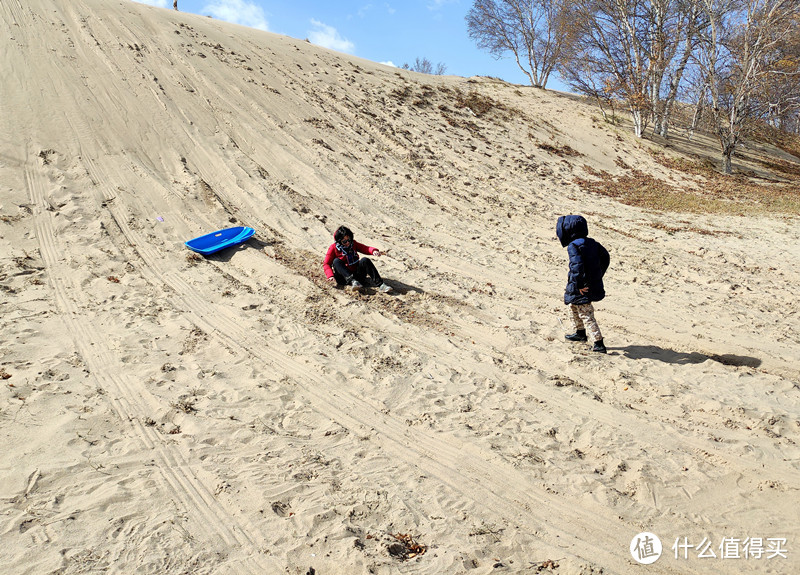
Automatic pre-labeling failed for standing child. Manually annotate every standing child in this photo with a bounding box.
[556,215,610,353]
[323,225,393,293]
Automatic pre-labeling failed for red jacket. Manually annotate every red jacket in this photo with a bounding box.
[322,241,377,279]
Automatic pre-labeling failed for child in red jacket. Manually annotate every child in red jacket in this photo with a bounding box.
[322,225,393,293]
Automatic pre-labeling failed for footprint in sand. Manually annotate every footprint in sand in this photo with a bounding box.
[271,501,293,517]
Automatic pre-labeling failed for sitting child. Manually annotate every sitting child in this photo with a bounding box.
[322,225,393,293]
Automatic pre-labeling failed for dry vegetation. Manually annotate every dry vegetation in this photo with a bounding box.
[753,126,800,178]
[390,71,799,218]
[574,131,800,215]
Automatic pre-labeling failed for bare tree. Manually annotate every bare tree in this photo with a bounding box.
[752,15,800,130]
[402,57,447,75]
[466,0,571,88]
[652,0,707,137]
[560,58,620,123]
[679,66,711,138]
[645,0,675,136]
[560,0,655,136]
[697,0,800,173]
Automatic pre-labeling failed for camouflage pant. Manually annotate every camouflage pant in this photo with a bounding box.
[570,303,603,342]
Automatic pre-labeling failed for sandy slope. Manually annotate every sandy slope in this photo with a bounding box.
[1,1,799,574]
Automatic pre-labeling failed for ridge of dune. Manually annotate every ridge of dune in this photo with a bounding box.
[1,1,799,574]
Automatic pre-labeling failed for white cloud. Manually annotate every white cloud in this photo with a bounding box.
[380,60,397,67]
[358,4,373,18]
[202,0,270,31]
[427,0,455,9]
[133,0,169,7]
[307,20,354,54]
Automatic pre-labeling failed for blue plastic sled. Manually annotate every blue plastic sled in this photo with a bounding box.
[185,226,255,255]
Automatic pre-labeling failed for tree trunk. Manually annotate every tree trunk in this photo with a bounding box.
[722,148,733,174]
[659,21,697,139]
[632,109,644,137]
[660,99,673,138]
[688,90,704,139]
[594,96,609,122]
[651,84,664,136]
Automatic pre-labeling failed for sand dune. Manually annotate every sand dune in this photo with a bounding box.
[1,1,799,573]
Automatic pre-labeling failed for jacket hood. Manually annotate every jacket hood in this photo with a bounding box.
[556,215,588,247]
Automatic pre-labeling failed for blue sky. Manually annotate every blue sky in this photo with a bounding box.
[133,0,567,90]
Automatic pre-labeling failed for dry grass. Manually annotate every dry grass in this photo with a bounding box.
[571,93,800,215]
[536,140,582,158]
[575,163,800,215]
[648,152,719,178]
[186,252,204,266]
[756,156,800,179]
[752,124,800,161]
[172,399,197,414]
[575,143,800,215]
[452,89,519,121]
[389,85,413,103]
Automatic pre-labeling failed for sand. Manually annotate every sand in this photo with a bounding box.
[1,1,799,573]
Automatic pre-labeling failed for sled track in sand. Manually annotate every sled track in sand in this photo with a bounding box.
[25,157,277,573]
[70,104,794,573]
[66,142,725,575]
[187,168,800,491]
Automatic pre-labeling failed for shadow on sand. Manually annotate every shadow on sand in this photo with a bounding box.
[324,278,422,296]
[378,278,423,296]
[201,237,267,263]
[611,345,762,368]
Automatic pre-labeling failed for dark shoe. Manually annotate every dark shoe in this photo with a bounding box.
[565,329,587,342]
[592,339,607,354]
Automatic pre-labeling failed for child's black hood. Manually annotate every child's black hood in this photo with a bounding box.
[556,215,588,247]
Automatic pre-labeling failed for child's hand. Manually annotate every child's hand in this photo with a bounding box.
[579,287,589,295]
[372,249,381,257]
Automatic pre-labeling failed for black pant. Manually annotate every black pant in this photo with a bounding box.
[332,257,383,287]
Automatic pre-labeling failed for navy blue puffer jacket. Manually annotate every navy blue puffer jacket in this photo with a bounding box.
[556,215,610,305]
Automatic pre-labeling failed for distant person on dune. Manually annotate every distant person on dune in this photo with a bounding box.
[556,215,610,354]
[322,225,393,293]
